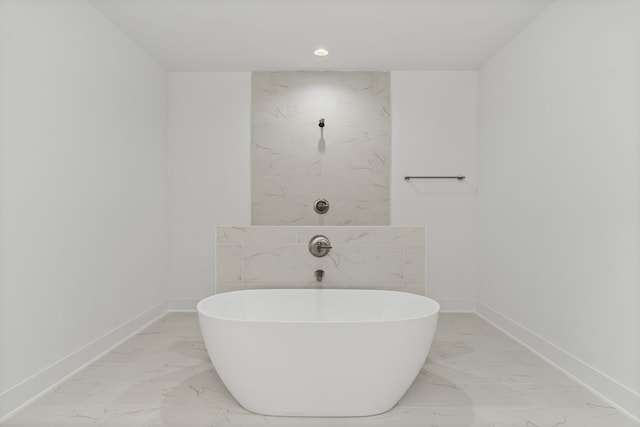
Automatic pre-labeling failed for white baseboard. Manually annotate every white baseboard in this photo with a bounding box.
[0,301,168,423]
[476,301,640,423]
[434,298,475,312]
[168,298,199,312]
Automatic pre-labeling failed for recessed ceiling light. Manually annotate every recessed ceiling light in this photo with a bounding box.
[314,48,329,57]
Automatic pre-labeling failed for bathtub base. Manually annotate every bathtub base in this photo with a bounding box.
[240,403,396,418]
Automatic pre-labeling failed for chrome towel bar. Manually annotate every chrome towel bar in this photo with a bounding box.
[404,176,465,181]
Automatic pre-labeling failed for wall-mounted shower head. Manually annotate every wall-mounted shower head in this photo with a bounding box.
[319,118,325,128]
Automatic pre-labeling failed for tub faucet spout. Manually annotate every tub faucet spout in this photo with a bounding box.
[315,269,324,283]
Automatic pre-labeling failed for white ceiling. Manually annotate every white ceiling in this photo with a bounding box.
[88,0,554,71]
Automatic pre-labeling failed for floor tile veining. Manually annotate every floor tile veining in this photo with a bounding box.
[3,313,637,426]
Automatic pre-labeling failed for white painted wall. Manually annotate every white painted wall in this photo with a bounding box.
[478,0,640,418]
[391,72,478,311]
[167,73,251,305]
[0,0,169,416]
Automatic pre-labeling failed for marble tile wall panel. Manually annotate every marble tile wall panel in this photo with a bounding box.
[215,226,425,295]
[251,71,391,225]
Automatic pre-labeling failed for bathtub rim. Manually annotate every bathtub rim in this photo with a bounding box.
[197,288,440,325]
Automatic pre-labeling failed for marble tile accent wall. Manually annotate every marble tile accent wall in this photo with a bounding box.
[251,71,391,225]
[216,226,425,295]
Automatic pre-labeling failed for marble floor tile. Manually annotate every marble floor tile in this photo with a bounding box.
[142,406,222,427]
[425,350,577,385]
[2,313,638,427]
[432,332,527,353]
[2,405,163,427]
[434,313,506,338]
[327,407,438,427]
[214,408,329,427]
[428,407,640,427]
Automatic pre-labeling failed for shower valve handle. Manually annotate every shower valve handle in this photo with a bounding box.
[309,235,332,257]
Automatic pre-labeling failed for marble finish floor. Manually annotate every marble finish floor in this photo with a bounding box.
[2,313,637,427]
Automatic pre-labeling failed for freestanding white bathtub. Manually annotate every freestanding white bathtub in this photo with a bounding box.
[197,289,440,417]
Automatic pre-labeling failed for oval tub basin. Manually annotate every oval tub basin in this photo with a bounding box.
[197,289,440,417]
